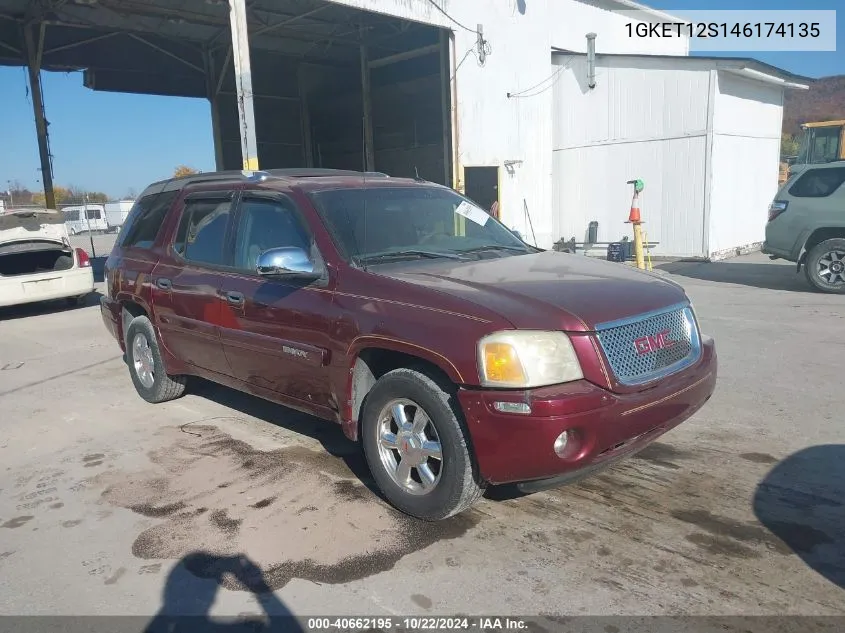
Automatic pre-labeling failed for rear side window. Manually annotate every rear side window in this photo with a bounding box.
[173,198,233,266]
[789,167,845,198]
[117,191,178,249]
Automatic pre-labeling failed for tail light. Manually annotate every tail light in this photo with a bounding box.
[768,200,788,222]
[75,248,91,267]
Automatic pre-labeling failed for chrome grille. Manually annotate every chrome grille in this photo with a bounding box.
[595,304,700,386]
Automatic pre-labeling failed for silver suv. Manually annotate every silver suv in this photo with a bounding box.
[763,162,845,294]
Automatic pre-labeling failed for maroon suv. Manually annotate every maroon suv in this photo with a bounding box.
[101,169,717,520]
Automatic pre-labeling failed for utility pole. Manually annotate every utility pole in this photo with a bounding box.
[22,23,55,210]
[83,192,96,258]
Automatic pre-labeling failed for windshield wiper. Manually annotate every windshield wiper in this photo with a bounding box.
[456,244,529,254]
[358,249,465,264]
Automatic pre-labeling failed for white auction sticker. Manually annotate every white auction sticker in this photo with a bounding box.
[455,200,490,226]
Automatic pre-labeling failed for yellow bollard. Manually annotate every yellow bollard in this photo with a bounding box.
[626,179,646,270]
[632,223,645,270]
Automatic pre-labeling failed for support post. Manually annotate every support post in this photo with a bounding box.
[439,30,451,186]
[228,0,259,171]
[204,49,226,171]
[23,24,55,209]
[360,41,375,172]
[448,32,462,193]
[298,66,314,167]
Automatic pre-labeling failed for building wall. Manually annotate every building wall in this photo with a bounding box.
[327,0,690,248]
[552,55,710,257]
[707,71,784,259]
[549,0,689,55]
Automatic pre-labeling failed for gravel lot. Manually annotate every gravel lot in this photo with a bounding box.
[0,237,842,622]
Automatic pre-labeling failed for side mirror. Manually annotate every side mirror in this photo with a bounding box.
[511,229,524,240]
[256,247,317,278]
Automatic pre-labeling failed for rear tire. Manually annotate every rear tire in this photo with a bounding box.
[125,315,186,403]
[804,238,845,294]
[361,367,485,521]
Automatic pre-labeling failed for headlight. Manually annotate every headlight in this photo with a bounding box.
[477,330,583,388]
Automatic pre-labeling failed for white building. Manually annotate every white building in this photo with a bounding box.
[5,0,808,259]
[325,0,806,259]
[552,52,809,259]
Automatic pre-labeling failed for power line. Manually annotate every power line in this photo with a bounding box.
[507,62,570,99]
[425,0,477,34]
[451,46,475,80]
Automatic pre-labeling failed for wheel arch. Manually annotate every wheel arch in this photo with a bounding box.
[119,299,149,348]
[344,341,462,442]
[798,226,845,265]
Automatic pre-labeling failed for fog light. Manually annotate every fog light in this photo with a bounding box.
[554,431,570,457]
[493,401,531,415]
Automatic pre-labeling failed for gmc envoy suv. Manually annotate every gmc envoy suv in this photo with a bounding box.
[101,169,717,521]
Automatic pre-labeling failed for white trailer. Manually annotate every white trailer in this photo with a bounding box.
[104,200,135,232]
[62,204,109,235]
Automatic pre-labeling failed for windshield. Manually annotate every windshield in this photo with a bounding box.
[309,186,532,264]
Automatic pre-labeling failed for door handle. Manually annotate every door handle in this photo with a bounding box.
[225,291,244,305]
[156,278,172,290]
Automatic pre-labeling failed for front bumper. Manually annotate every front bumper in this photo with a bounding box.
[0,267,94,308]
[457,336,717,486]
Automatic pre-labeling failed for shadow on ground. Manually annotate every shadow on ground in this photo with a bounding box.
[189,379,380,498]
[0,290,103,321]
[657,260,814,292]
[753,445,845,589]
[144,552,303,632]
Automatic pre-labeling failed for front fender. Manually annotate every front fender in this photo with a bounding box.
[346,335,467,384]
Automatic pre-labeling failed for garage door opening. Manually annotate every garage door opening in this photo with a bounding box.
[208,2,454,185]
[0,1,455,188]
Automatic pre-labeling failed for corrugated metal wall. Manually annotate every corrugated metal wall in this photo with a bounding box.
[552,56,710,258]
[707,71,784,259]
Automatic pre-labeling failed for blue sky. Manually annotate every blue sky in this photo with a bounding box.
[647,0,843,76]
[1,0,842,198]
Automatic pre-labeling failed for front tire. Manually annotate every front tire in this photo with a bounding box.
[361,368,485,521]
[125,315,186,403]
[804,238,845,294]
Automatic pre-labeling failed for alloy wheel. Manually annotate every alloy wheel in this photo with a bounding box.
[375,398,443,496]
[132,332,155,389]
[817,248,845,286]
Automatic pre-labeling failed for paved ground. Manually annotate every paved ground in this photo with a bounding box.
[0,246,843,621]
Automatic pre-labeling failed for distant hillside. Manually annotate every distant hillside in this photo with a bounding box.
[783,75,845,135]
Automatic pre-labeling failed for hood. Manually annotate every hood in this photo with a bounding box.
[0,208,69,245]
[380,251,688,331]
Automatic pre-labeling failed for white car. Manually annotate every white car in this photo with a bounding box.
[0,207,95,309]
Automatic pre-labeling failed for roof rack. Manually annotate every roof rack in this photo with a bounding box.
[156,168,391,192]
[263,168,390,179]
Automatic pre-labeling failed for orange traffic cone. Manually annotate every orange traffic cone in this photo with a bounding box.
[628,191,641,224]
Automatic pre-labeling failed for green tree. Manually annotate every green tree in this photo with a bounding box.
[173,165,200,178]
[781,133,800,158]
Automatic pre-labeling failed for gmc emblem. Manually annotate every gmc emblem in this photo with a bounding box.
[633,329,677,355]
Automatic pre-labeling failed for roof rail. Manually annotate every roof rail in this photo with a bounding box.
[155,168,391,193]
[264,168,390,179]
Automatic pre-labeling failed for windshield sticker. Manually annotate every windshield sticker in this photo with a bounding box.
[455,200,490,226]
